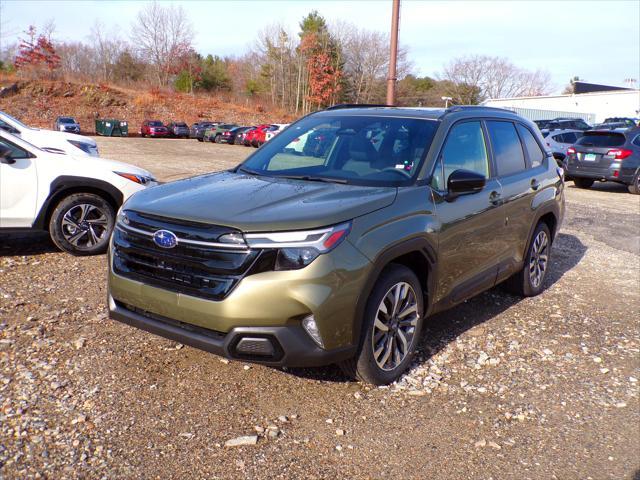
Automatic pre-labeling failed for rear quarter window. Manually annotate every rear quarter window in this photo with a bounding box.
[516,124,544,168]
[575,133,626,147]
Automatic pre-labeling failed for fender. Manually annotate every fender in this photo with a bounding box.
[32,175,124,230]
[350,236,437,346]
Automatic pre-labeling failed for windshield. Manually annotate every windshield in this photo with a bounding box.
[175,122,187,127]
[0,111,33,130]
[149,121,163,127]
[59,117,76,123]
[240,115,438,186]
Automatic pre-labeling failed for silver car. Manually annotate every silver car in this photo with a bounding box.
[54,116,81,133]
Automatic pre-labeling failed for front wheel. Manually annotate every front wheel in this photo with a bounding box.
[339,264,423,385]
[573,177,594,189]
[49,193,115,255]
[504,222,551,297]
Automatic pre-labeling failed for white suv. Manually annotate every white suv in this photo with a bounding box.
[0,110,99,157]
[0,130,156,255]
[542,129,584,161]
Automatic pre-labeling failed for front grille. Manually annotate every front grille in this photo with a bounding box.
[113,211,264,300]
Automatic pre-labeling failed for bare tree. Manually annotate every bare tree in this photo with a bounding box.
[331,21,412,104]
[90,21,122,82]
[441,55,552,103]
[130,2,194,86]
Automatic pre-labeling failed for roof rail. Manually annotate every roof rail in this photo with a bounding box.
[325,103,391,110]
[445,105,516,114]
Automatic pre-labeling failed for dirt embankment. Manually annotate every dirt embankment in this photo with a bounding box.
[0,77,293,134]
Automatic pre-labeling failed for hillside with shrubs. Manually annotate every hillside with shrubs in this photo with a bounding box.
[0,4,553,130]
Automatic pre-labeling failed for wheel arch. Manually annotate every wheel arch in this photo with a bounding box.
[351,237,437,346]
[33,176,123,230]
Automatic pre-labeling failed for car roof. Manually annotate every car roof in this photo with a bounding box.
[313,105,523,122]
[547,129,584,135]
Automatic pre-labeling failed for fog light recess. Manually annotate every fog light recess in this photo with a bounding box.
[235,337,275,357]
[302,315,324,349]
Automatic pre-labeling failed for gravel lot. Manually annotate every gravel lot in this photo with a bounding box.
[1,137,639,479]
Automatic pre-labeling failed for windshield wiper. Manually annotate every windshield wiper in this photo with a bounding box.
[237,166,263,176]
[277,174,348,184]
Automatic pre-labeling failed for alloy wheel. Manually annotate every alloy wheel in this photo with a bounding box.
[61,204,109,249]
[529,230,549,289]
[372,282,419,371]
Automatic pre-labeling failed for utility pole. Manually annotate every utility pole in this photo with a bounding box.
[386,0,400,106]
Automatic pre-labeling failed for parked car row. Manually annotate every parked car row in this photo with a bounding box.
[533,116,639,194]
[137,119,290,147]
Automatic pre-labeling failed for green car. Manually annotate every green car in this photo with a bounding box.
[203,123,238,143]
[108,105,564,384]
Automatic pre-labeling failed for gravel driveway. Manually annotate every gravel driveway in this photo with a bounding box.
[1,137,638,479]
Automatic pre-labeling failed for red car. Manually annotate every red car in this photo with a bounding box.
[140,120,170,138]
[244,124,273,148]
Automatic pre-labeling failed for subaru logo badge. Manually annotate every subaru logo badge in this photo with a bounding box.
[153,230,178,249]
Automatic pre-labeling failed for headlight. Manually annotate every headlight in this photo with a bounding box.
[114,171,156,185]
[245,222,352,270]
[67,140,94,154]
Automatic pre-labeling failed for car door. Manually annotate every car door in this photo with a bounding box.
[0,137,38,228]
[431,120,506,304]
[486,121,543,281]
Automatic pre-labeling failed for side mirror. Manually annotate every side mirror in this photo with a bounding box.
[446,169,486,200]
[0,144,16,164]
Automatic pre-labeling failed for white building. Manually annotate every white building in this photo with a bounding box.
[483,89,640,123]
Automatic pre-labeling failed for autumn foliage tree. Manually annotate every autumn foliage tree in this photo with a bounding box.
[14,26,61,78]
[299,32,341,110]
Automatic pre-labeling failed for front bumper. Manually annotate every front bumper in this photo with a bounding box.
[108,239,372,365]
[109,295,355,367]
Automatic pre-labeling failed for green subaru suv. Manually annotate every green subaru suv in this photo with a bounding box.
[108,105,564,384]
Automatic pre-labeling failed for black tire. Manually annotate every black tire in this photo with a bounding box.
[573,177,594,189]
[197,137,204,142]
[48,193,115,256]
[627,174,639,194]
[504,222,551,297]
[339,264,424,385]
[214,134,222,144]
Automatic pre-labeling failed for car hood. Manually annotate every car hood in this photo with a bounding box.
[40,129,96,146]
[68,154,154,178]
[123,171,397,231]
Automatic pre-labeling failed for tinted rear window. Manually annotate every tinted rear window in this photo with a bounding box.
[487,121,526,176]
[575,133,625,147]
[149,121,163,127]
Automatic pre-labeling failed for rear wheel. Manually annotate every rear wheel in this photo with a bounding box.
[197,137,203,142]
[504,222,551,297]
[339,264,423,385]
[628,174,639,194]
[49,193,115,255]
[573,177,594,189]
[214,134,222,143]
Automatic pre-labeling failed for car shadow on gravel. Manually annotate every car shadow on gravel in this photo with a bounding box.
[287,232,587,384]
[0,232,60,256]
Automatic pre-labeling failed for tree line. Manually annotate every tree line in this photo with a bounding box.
[0,2,553,112]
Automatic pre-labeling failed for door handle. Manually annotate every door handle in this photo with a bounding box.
[530,179,540,191]
[489,190,502,206]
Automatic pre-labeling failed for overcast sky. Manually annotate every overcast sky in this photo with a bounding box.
[1,0,638,94]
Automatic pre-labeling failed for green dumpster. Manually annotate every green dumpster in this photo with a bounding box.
[95,119,129,137]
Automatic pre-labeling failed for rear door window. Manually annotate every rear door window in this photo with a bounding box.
[487,121,526,176]
[516,124,544,168]
[575,133,626,147]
